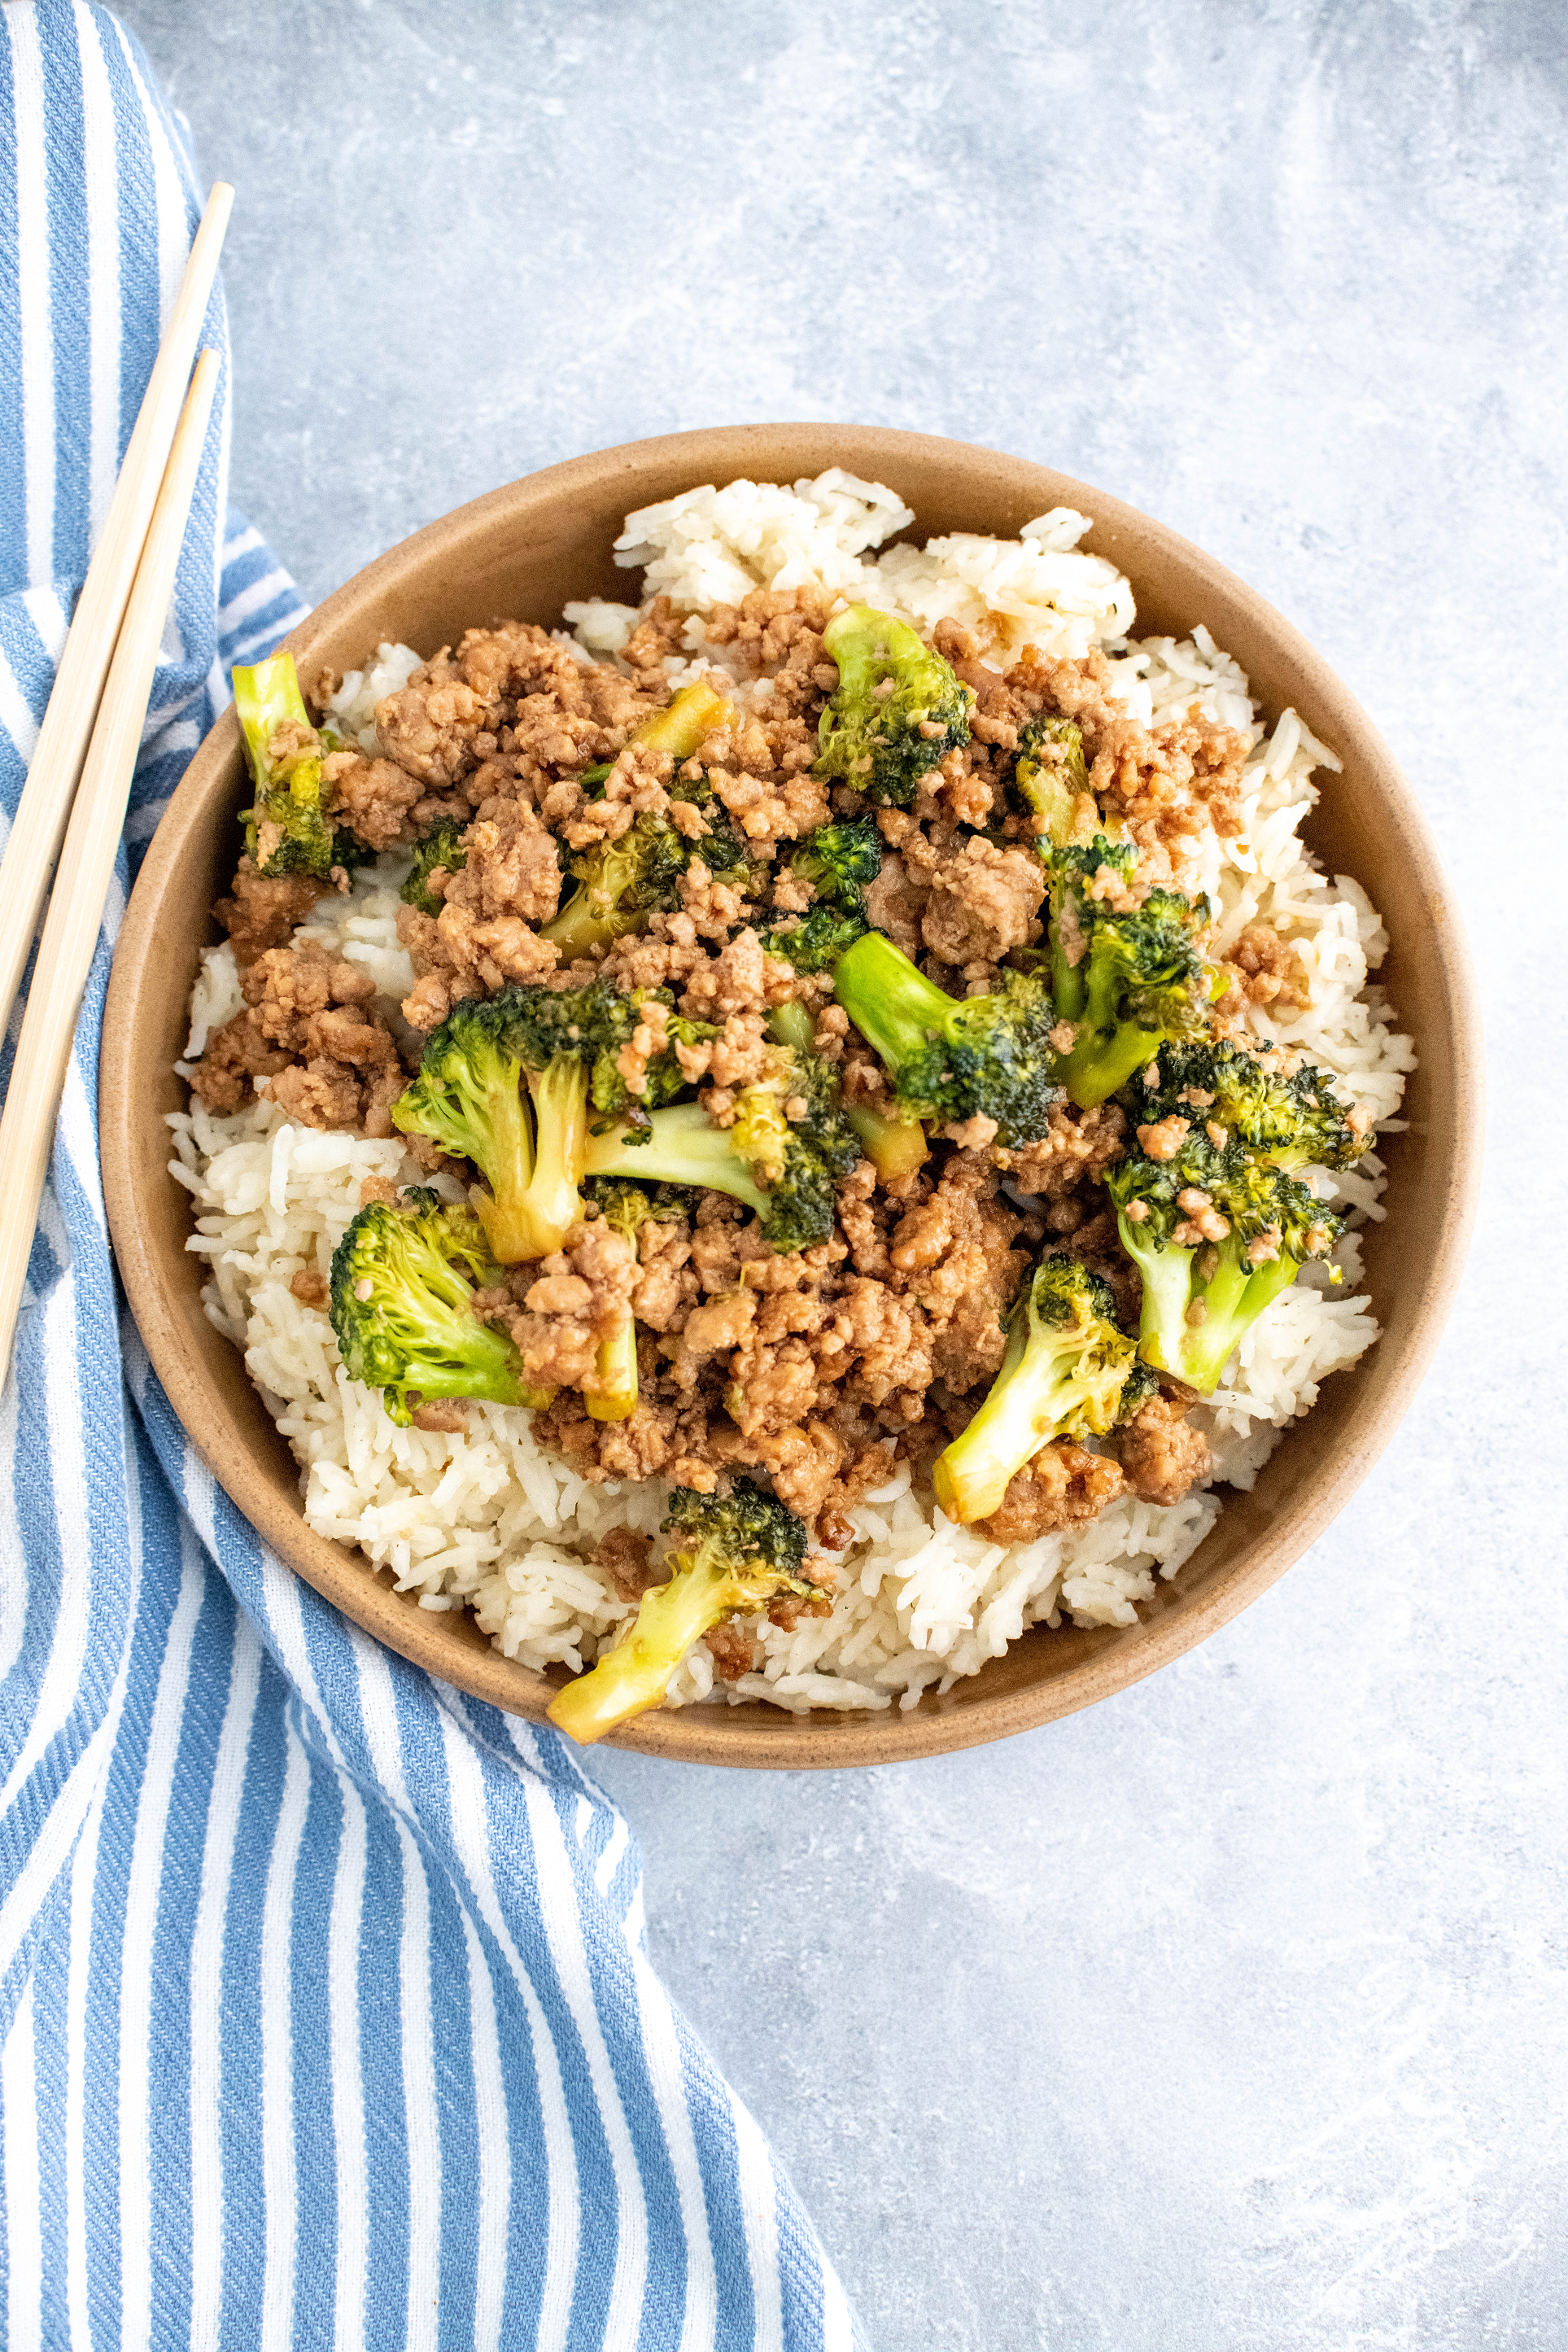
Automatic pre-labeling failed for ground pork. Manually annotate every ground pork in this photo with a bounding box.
[920,835,1045,967]
[187,1009,295,1113]
[1116,1391,1212,1506]
[212,860,324,968]
[396,897,560,1031]
[1002,1101,1127,1204]
[888,1151,1028,1394]
[1218,921,1312,1014]
[483,1221,639,1402]
[321,749,430,852]
[863,851,928,959]
[373,621,586,788]
[972,1440,1125,1545]
[190,938,405,1127]
[594,1527,662,1602]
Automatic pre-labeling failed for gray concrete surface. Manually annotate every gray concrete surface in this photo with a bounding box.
[126,2,1566,2344]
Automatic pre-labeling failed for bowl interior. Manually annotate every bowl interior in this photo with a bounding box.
[99,424,1481,1767]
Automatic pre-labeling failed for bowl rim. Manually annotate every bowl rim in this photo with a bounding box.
[99,422,1483,1769]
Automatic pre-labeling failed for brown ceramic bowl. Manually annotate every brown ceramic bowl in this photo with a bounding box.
[99,424,1481,1768]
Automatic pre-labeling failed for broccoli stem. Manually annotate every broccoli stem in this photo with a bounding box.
[768,998,928,1178]
[471,1056,588,1263]
[1181,1247,1301,1392]
[1119,1218,1305,1394]
[629,678,731,758]
[1050,927,1177,1108]
[1125,1238,1197,1382]
[830,930,954,1072]
[1048,930,1085,1025]
[846,1102,929,1181]
[539,889,633,961]
[583,1102,770,1218]
[547,1553,733,1742]
[586,1316,639,1423]
[767,1000,814,1054]
[1059,1019,1166,1109]
[931,1311,1069,1524]
[233,654,317,787]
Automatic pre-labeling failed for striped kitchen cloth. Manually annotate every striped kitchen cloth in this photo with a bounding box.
[0,6,868,2345]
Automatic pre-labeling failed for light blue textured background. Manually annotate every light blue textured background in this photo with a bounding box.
[120,4,1567,2345]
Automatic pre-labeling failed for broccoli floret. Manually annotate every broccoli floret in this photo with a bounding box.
[789,817,883,907]
[392,980,644,1262]
[1011,714,1094,850]
[1117,1359,1161,1421]
[329,1193,550,1426]
[584,1041,861,1253]
[932,1255,1140,1524]
[541,806,750,958]
[400,818,470,917]
[759,816,884,968]
[546,1479,815,1742]
[234,653,367,882]
[812,604,975,807]
[579,1179,685,1423]
[830,930,1063,1148]
[1120,1037,1371,1172]
[540,681,747,955]
[759,901,871,973]
[1046,838,1214,1108]
[1105,1135,1345,1395]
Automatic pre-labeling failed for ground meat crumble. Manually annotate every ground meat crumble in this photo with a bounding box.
[193,588,1234,1563]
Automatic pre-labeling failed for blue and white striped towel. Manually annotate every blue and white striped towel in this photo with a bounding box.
[0,7,868,2343]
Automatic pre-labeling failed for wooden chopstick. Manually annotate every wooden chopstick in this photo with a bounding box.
[0,182,233,1046]
[0,349,222,1389]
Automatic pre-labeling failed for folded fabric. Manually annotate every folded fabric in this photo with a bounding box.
[0,7,867,2344]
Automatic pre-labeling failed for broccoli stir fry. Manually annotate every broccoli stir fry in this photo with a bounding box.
[188,557,1383,1730]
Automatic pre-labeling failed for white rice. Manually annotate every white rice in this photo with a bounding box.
[173,476,1412,1711]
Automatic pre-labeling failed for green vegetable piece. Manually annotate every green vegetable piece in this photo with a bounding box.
[547,1480,815,1742]
[759,902,870,973]
[234,653,364,881]
[933,1255,1138,1524]
[328,1194,552,1426]
[392,980,644,1263]
[584,1035,861,1255]
[1120,1037,1370,1173]
[1105,1133,1345,1395]
[1011,714,1095,851]
[400,818,470,917]
[767,999,928,1180]
[1046,839,1213,1108]
[831,929,1062,1148]
[813,604,975,807]
[788,818,883,908]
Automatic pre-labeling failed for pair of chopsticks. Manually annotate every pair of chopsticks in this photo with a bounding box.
[0,184,234,1387]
